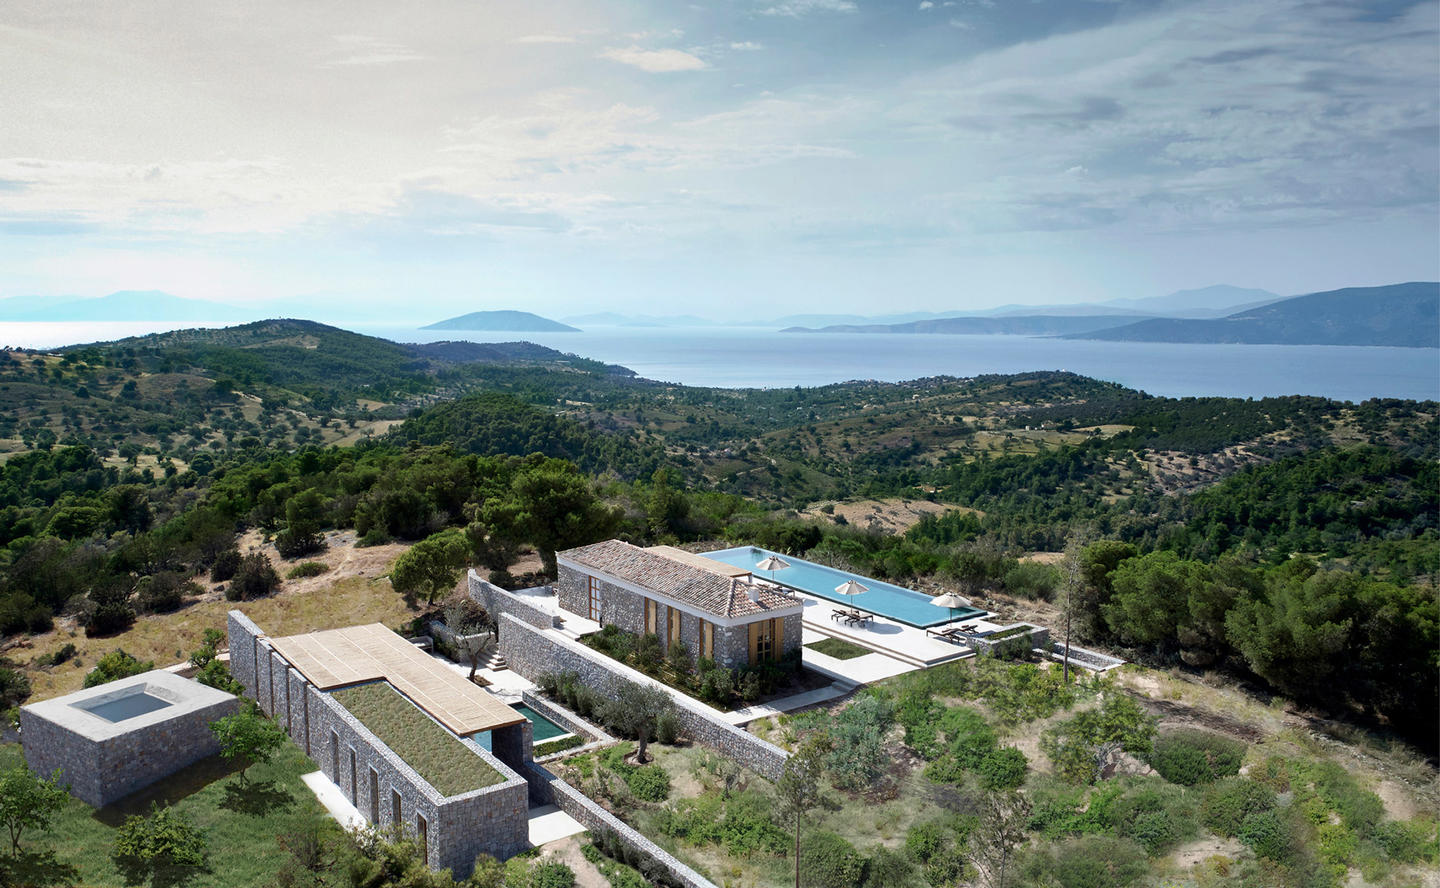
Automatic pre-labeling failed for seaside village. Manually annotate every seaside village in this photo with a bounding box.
[20,538,1121,886]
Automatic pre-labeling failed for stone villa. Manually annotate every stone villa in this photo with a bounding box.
[555,540,803,669]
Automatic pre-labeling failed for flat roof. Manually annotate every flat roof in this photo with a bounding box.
[645,545,752,578]
[22,670,236,741]
[267,623,522,737]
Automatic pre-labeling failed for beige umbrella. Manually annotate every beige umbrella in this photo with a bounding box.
[834,579,868,598]
[930,591,973,622]
[755,554,790,584]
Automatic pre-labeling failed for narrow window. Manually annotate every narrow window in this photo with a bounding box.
[368,768,379,823]
[667,606,682,648]
[644,598,657,635]
[348,748,357,802]
[330,731,339,778]
[416,814,429,863]
[391,789,402,825]
[699,619,713,660]
[588,576,601,621]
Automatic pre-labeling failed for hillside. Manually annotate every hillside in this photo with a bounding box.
[1102,284,1281,317]
[421,310,579,332]
[783,315,1150,335]
[0,290,255,322]
[1071,282,1440,347]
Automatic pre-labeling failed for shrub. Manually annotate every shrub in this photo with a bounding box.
[195,658,244,695]
[210,548,241,582]
[135,571,200,614]
[1201,777,1278,838]
[1099,779,1200,856]
[1029,835,1149,888]
[978,747,1028,791]
[229,553,280,601]
[530,861,576,888]
[1238,810,1290,861]
[112,805,209,885]
[666,640,692,675]
[633,634,663,672]
[534,735,585,757]
[1148,729,1245,786]
[285,561,330,580]
[0,667,31,708]
[624,765,671,803]
[905,820,945,863]
[799,831,865,888]
[863,845,917,888]
[656,710,681,746]
[40,643,77,667]
[83,649,154,688]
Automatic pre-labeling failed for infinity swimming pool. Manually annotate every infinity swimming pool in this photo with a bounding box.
[703,546,986,629]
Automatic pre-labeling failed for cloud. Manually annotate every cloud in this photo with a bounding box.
[513,34,580,45]
[729,41,764,51]
[599,46,707,72]
[919,1,934,9]
[320,35,425,68]
[759,0,858,17]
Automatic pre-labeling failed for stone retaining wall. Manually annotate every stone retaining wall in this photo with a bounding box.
[524,763,718,888]
[467,572,557,631]
[227,611,529,877]
[971,623,1051,659]
[498,614,789,781]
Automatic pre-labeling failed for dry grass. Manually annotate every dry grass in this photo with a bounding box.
[15,534,420,702]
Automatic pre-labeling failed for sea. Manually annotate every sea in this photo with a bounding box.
[2,320,1436,403]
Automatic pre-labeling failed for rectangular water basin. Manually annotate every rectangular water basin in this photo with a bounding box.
[702,546,986,629]
[77,691,173,723]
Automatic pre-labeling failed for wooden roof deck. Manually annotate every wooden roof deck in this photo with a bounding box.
[267,623,522,737]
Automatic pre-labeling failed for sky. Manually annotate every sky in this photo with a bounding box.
[1,0,1437,321]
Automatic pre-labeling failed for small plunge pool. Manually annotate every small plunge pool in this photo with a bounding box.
[78,691,172,723]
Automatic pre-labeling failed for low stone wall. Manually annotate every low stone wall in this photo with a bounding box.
[519,690,616,763]
[972,623,1051,659]
[1045,641,1125,672]
[498,614,789,781]
[525,763,718,888]
[227,610,530,877]
[468,571,557,631]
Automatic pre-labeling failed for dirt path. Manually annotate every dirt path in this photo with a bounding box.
[536,835,608,888]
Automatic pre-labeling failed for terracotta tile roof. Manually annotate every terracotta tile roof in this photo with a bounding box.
[561,539,799,620]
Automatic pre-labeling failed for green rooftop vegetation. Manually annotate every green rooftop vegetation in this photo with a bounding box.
[331,682,504,797]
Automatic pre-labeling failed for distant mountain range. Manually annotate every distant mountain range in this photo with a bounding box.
[0,290,255,322]
[421,310,579,332]
[783,315,1145,336]
[1067,282,1439,348]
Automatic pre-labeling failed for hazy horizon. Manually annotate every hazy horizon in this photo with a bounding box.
[2,0,1437,319]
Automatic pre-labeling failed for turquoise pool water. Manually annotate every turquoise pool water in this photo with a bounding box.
[512,703,568,742]
[702,546,986,629]
[473,703,570,752]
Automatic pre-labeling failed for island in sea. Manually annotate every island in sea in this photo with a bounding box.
[421,310,579,332]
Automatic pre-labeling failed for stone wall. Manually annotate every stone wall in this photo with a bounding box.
[971,623,1051,660]
[227,610,530,877]
[525,763,718,888]
[20,678,239,808]
[468,572,557,631]
[498,614,790,781]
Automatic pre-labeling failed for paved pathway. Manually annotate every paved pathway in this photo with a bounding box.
[301,771,365,830]
[721,681,851,725]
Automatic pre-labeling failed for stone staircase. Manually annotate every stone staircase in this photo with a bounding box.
[479,647,509,672]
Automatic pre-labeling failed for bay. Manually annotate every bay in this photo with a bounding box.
[1,320,1435,402]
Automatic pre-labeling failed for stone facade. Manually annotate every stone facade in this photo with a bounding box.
[20,670,240,808]
[227,611,530,877]
[553,564,801,670]
[970,623,1051,659]
[497,613,790,781]
[467,574,557,632]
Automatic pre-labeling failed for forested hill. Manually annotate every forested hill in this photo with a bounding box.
[1070,282,1440,347]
